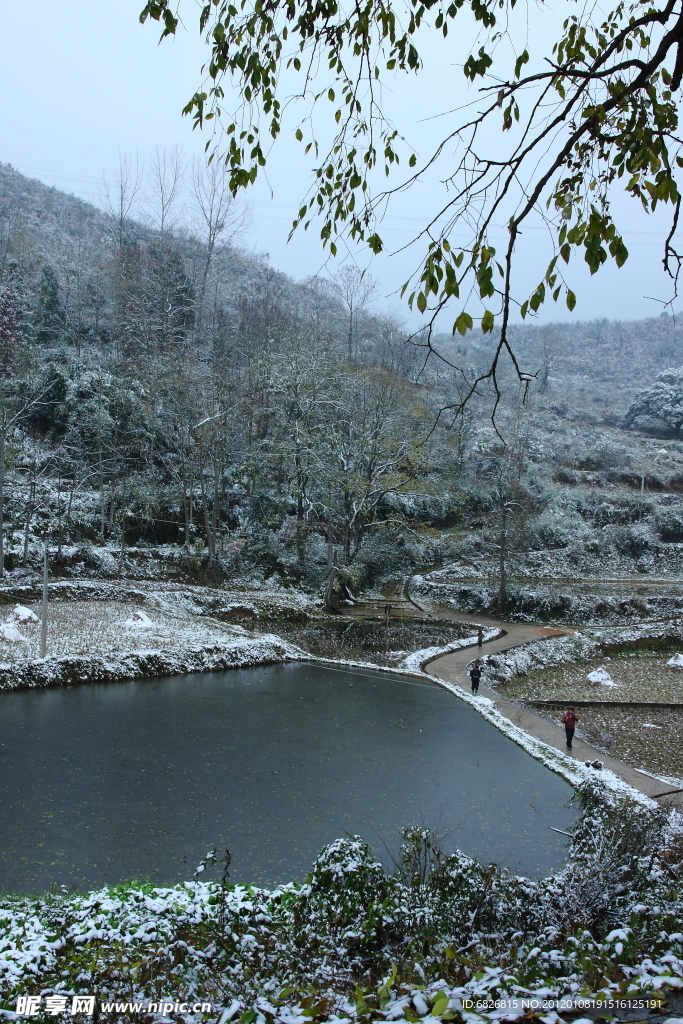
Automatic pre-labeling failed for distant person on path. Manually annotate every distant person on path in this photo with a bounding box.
[477,628,484,648]
[561,708,579,750]
[469,662,482,695]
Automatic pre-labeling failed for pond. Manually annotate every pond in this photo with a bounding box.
[0,662,576,893]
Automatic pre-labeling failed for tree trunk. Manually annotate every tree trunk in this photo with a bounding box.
[118,477,127,573]
[498,503,507,612]
[119,510,126,573]
[22,474,36,567]
[100,475,106,537]
[108,480,116,533]
[199,454,215,562]
[296,492,305,568]
[295,448,307,569]
[211,463,220,559]
[66,477,77,546]
[183,485,190,546]
[324,530,338,612]
[0,427,5,578]
[0,428,5,581]
[57,476,63,560]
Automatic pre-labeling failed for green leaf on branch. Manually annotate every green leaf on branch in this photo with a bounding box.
[481,309,495,333]
[514,49,529,77]
[463,47,492,80]
[453,311,473,335]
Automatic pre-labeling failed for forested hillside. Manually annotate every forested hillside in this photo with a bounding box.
[3,158,683,611]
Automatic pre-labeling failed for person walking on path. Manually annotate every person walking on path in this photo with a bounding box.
[561,708,579,750]
[469,662,482,695]
[477,628,484,648]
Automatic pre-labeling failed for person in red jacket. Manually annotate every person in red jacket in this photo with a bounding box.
[561,708,579,750]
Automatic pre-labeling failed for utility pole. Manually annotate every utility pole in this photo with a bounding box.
[39,544,48,658]
[498,501,507,612]
[325,528,338,612]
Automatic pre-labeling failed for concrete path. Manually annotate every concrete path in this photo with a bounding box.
[414,598,683,809]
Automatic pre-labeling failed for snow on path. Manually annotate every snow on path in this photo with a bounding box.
[405,579,678,807]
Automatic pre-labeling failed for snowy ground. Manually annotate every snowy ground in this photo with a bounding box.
[412,571,683,624]
[565,705,683,779]
[0,600,262,662]
[0,584,487,691]
[500,651,683,703]
[0,597,305,691]
[420,529,683,580]
[0,577,318,622]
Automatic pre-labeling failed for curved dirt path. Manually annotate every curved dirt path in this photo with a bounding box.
[356,580,682,808]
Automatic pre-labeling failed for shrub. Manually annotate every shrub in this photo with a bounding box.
[610,523,659,557]
[530,508,586,549]
[653,506,683,542]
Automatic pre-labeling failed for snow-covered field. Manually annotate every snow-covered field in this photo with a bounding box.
[274,617,485,667]
[0,598,305,691]
[0,581,494,686]
[501,651,683,703]
[562,705,683,779]
[412,570,683,624]
[477,624,683,780]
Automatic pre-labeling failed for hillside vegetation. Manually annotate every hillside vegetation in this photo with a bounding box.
[2,160,683,616]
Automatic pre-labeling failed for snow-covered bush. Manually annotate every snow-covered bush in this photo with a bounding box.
[0,784,681,1022]
[577,492,653,526]
[382,490,458,524]
[610,522,659,557]
[653,506,683,542]
[530,507,587,549]
[626,366,683,434]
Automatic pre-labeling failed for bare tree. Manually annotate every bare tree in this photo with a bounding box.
[538,330,558,392]
[101,154,143,249]
[326,267,376,362]
[145,146,184,243]
[190,159,249,339]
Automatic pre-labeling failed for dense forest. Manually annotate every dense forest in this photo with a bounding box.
[3,159,683,604]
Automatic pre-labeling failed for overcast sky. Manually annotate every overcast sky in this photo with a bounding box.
[1,0,681,330]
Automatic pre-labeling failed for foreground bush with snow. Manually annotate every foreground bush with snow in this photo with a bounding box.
[0,783,681,1023]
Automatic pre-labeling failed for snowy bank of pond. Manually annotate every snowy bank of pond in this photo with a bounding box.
[0,600,305,691]
[0,596,493,689]
[0,661,576,893]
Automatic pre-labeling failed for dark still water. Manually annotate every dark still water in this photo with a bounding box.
[0,662,576,893]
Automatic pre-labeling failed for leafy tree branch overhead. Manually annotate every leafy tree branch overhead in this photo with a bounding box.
[141,0,683,407]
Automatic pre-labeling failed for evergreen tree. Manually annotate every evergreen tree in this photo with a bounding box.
[35,265,65,346]
[0,287,18,375]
